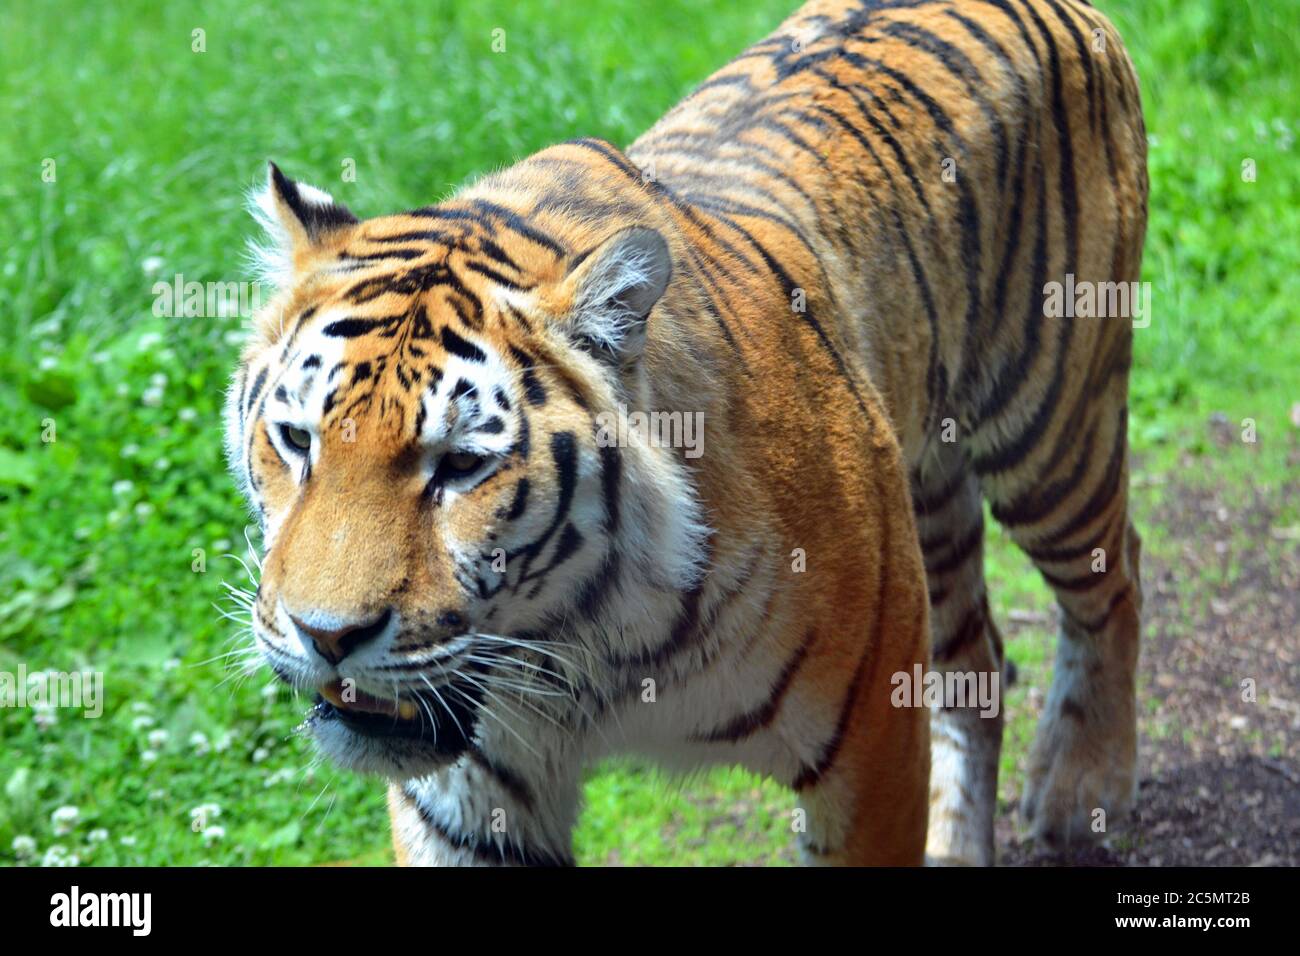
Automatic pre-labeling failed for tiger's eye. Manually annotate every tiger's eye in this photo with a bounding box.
[282,425,312,451]
[443,452,484,475]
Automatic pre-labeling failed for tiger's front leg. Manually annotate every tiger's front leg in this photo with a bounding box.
[793,589,931,866]
[771,478,933,866]
[386,756,583,867]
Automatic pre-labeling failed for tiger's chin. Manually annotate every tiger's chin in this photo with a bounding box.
[301,692,479,780]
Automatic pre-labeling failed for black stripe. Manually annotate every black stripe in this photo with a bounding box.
[245,366,268,415]
[511,432,578,583]
[692,630,816,743]
[412,200,566,258]
[910,466,969,514]
[508,346,547,406]
[599,444,621,534]
[575,553,621,621]
[969,149,1047,423]
[933,603,987,660]
[503,479,529,521]
[466,747,536,813]
[923,520,985,577]
[522,523,585,587]
[1041,0,1097,132]
[1064,583,1130,634]
[401,787,571,867]
[342,247,427,262]
[323,315,401,338]
[1019,0,1080,268]
[1039,565,1110,592]
[603,579,707,671]
[440,326,486,363]
[1033,408,1129,542]
[462,258,535,291]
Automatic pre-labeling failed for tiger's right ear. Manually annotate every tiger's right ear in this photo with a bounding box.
[248,162,357,287]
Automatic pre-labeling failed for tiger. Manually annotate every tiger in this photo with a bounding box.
[226,0,1146,866]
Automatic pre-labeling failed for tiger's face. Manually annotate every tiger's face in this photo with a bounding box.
[226,164,701,778]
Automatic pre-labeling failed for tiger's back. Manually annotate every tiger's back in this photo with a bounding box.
[631,0,1147,469]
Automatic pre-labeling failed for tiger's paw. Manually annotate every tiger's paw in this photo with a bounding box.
[1020,696,1137,848]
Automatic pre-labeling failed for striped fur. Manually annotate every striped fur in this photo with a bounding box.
[226,0,1147,866]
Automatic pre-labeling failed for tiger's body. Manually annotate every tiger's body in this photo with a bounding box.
[228,0,1146,866]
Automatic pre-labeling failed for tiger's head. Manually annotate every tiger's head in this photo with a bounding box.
[225,161,709,778]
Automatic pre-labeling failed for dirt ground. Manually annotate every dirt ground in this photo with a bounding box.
[997,463,1300,866]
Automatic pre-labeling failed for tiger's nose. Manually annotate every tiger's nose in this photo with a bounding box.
[289,608,393,665]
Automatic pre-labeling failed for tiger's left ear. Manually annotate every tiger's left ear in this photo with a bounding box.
[558,227,672,363]
[248,162,357,286]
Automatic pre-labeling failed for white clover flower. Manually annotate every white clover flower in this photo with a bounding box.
[153,457,171,471]
[119,835,137,847]
[131,714,155,731]
[150,372,168,388]
[134,502,154,519]
[260,683,279,699]
[115,383,130,397]
[34,708,59,730]
[141,255,166,276]
[140,749,158,764]
[178,407,198,422]
[189,731,211,755]
[213,732,232,753]
[201,825,226,846]
[146,728,169,749]
[190,803,222,822]
[137,332,164,350]
[11,835,37,858]
[92,351,111,364]
[131,702,152,714]
[141,388,164,408]
[42,845,78,867]
[120,443,140,458]
[87,829,109,843]
[51,806,80,835]
[263,767,295,787]
[162,657,180,672]
[252,746,269,763]
[39,355,59,371]
[111,480,135,497]
[212,539,232,554]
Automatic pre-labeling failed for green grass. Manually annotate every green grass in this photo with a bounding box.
[1,0,1295,866]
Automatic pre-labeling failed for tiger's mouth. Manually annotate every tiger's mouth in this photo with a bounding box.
[311,680,433,739]
[304,676,483,766]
